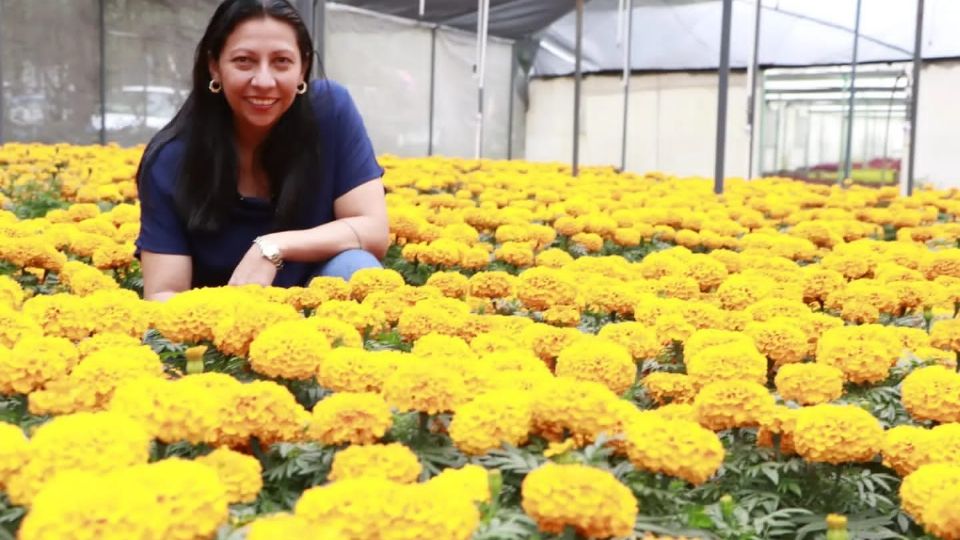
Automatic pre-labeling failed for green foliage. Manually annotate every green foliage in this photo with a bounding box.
[0,493,24,540]
[5,176,69,219]
[256,442,335,513]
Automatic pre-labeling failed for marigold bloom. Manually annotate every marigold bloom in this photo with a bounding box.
[196,448,263,504]
[329,443,422,483]
[774,363,844,405]
[248,319,331,380]
[555,337,636,394]
[308,392,392,446]
[901,365,960,424]
[793,404,883,465]
[694,381,775,431]
[449,390,533,455]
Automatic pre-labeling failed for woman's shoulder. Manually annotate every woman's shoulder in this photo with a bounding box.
[142,136,187,191]
[308,79,357,121]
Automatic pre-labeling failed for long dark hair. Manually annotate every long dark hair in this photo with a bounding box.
[137,0,322,234]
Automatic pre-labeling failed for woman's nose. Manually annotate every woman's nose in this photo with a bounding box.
[251,63,277,89]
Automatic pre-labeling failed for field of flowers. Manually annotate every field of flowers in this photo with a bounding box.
[1,141,960,540]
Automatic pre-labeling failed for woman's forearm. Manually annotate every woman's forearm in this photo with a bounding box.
[265,215,389,263]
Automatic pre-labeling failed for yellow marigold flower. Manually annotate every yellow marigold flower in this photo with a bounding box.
[229,380,311,446]
[213,301,301,357]
[424,271,469,298]
[542,304,582,327]
[899,463,960,520]
[153,287,246,343]
[306,316,363,348]
[58,260,120,296]
[109,376,222,445]
[774,363,843,405]
[516,267,579,312]
[686,343,767,388]
[657,275,701,301]
[22,293,93,341]
[247,513,344,540]
[396,297,470,341]
[195,448,263,504]
[521,323,583,364]
[555,337,635,395]
[449,390,533,455]
[924,423,960,466]
[745,318,808,365]
[654,313,696,345]
[91,241,133,270]
[923,487,960,540]
[248,319,330,380]
[18,470,164,540]
[801,267,846,305]
[535,248,575,268]
[757,406,799,455]
[0,335,77,395]
[931,318,960,353]
[882,425,932,477]
[427,464,492,504]
[571,231,604,252]
[652,403,700,423]
[901,365,960,423]
[521,463,637,539]
[329,443,421,483]
[28,345,162,415]
[383,361,467,414]
[0,422,27,490]
[694,381,774,431]
[530,377,628,444]
[86,288,153,338]
[6,411,150,505]
[412,332,475,360]
[0,305,42,349]
[816,325,901,384]
[307,275,352,301]
[683,329,754,359]
[308,392,392,446]
[717,274,773,311]
[598,322,661,361]
[348,268,404,301]
[923,249,960,280]
[684,254,728,291]
[126,458,229,540]
[494,241,535,267]
[317,347,397,393]
[643,372,697,405]
[624,414,725,485]
[297,476,480,540]
[0,275,24,309]
[793,404,883,465]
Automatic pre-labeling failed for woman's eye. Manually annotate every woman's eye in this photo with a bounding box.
[274,57,292,64]
[234,56,253,64]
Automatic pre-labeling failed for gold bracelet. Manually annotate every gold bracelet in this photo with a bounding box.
[342,219,363,249]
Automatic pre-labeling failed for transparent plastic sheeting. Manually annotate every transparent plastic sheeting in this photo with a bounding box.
[534,0,960,76]
[324,5,433,157]
[325,3,518,159]
[1,0,101,144]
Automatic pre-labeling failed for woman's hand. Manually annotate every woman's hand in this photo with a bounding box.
[228,244,278,287]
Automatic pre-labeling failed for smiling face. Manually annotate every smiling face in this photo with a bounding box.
[209,16,306,141]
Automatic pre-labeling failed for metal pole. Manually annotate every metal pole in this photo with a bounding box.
[99,0,107,145]
[428,26,437,156]
[746,0,762,180]
[619,0,634,172]
[474,0,490,159]
[300,0,316,75]
[315,0,326,69]
[573,0,584,176]
[507,41,516,160]
[907,0,924,196]
[841,0,862,183]
[0,0,5,145]
[714,0,733,194]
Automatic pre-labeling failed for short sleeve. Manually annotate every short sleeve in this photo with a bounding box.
[329,82,385,199]
[135,143,190,257]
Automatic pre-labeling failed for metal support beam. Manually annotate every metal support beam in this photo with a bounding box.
[841,0,863,183]
[99,0,107,145]
[315,0,326,70]
[474,0,490,159]
[0,0,5,145]
[907,0,924,196]
[619,0,634,172]
[746,0,762,180]
[572,0,584,176]
[507,41,517,160]
[714,0,733,194]
[428,26,437,156]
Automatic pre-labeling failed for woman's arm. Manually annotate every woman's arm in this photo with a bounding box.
[141,251,193,301]
[227,178,388,286]
[265,178,389,261]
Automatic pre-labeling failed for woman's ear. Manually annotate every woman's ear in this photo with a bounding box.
[208,57,220,82]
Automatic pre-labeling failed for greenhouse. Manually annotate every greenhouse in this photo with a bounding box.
[2,0,960,539]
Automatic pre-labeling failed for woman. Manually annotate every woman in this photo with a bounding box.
[135,0,388,302]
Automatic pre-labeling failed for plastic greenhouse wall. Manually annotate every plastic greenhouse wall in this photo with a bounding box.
[0,0,524,161]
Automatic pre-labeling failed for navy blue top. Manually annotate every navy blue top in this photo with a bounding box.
[135,80,384,288]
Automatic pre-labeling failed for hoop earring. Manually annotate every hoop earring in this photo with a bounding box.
[296,81,308,95]
[208,79,222,94]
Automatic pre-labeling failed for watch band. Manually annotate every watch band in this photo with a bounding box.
[253,236,284,269]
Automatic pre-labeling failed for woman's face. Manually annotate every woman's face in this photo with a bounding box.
[209,16,306,139]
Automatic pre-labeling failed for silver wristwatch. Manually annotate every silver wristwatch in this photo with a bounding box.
[253,236,284,269]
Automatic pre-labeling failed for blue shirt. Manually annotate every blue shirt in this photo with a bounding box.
[135,80,384,288]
